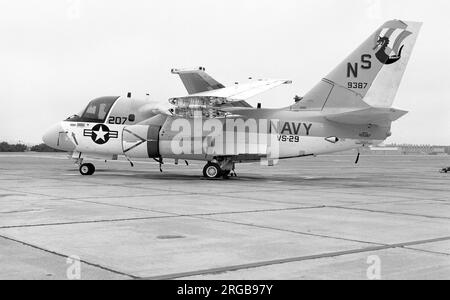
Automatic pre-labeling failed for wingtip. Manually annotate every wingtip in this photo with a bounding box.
[171,66,207,74]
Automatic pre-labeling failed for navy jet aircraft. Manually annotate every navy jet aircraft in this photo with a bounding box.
[43,20,421,178]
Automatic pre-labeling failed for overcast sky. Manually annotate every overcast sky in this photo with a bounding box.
[1,0,449,145]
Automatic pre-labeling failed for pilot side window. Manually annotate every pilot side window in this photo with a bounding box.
[98,103,109,120]
[84,104,98,118]
[78,96,119,123]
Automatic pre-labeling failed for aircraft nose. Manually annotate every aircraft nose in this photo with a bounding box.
[42,122,63,149]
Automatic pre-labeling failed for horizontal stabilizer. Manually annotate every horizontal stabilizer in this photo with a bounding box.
[325,107,408,125]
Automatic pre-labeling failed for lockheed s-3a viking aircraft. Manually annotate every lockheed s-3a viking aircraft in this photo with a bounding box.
[43,20,421,179]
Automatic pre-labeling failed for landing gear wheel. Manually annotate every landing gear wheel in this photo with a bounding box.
[203,162,222,179]
[79,163,95,176]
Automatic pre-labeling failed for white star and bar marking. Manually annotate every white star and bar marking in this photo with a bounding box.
[84,124,118,144]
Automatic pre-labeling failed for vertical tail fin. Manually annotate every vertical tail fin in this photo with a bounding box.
[293,20,422,111]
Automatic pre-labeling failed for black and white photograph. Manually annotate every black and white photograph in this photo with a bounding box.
[0,0,449,285]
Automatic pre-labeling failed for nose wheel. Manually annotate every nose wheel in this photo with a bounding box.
[79,163,95,176]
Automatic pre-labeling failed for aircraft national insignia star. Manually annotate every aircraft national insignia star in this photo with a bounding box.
[83,124,118,145]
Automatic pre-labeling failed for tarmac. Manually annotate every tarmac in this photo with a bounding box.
[0,152,449,280]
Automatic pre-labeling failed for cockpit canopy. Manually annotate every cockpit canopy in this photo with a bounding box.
[66,96,119,123]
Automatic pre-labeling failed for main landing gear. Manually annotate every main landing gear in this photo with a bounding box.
[202,161,236,179]
[79,163,95,176]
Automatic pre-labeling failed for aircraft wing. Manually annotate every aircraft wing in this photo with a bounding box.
[172,67,292,101]
[191,79,292,100]
[171,67,225,95]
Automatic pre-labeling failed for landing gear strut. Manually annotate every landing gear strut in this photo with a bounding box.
[79,163,95,176]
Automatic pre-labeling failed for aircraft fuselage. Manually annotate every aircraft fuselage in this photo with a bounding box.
[51,107,387,163]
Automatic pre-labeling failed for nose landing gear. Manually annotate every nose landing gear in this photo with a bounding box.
[79,163,95,176]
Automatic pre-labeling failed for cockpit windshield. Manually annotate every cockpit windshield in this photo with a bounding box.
[66,96,119,123]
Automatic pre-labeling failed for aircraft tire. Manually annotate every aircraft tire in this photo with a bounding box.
[203,162,222,179]
[79,163,95,176]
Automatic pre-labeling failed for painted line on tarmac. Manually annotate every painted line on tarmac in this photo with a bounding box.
[143,236,450,280]
[0,233,136,279]
[195,215,381,246]
[0,215,179,229]
[328,205,450,220]
[403,247,450,257]
[0,206,324,230]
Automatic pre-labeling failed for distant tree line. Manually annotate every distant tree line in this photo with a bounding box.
[0,142,28,152]
[0,142,64,152]
[30,143,65,152]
